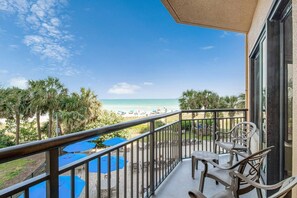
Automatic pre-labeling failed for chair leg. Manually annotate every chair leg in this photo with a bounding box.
[196,159,199,170]
[256,188,262,198]
[199,170,206,193]
[235,153,239,161]
[214,159,219,185]
[192,156,195,179]
[199,161,208,193]
[228,151,234,165]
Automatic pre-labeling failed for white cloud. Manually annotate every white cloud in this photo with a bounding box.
[200,46,214,50]
[108,82,141,95]
[9,44,19,49]
[0,0,72,62]
[0,69,8,74]
[23,35,69,61]
[220,31,230,38]
[235,33,245,37]
[143,82,153,86]
[9,77,28,89]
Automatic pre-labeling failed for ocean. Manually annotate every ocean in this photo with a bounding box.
[101,99,180,116]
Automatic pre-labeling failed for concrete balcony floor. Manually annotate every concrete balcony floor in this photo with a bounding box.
[153,155,258,198]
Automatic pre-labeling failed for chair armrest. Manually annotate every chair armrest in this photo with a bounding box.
[215,131,233,141]
[232,149,249,158]
[204,159,235,170]
[232,137,248,143]
[232,171,284,190]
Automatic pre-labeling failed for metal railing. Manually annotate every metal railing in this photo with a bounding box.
[0,109,247,198]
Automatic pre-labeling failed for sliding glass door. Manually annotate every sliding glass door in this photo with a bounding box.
[280,7,293,178]
[250,33,267,178]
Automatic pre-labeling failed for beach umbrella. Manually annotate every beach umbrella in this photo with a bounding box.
[59,153,87,167]
[88,155,126,174]
[18,176,85,198]
[84,135,100,142]
[103,137,126,147]
[63,141,96,153]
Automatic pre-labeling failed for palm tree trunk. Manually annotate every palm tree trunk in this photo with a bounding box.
[36,111,41,140]
[16,114,20,144]
[58,121,63,135]
[48,110,53,138]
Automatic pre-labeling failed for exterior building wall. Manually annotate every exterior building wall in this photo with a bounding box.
[292,0,297,196]
[246,0,274,154]
[247,0,274,54]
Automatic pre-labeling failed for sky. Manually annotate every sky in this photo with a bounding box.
[0,0,245,99]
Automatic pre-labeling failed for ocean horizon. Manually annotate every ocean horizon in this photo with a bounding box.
[101,99,180,116]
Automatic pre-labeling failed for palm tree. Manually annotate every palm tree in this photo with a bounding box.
[58,93,84,134]
[221,95,238,127]
[44,77,67,138]
[199,90,220,118]
[236,93,246,109]
[79,88,101,125]
[0,87,31,144]
[179,89,203,110]
[28,79,47,140]
[200,90,220,109]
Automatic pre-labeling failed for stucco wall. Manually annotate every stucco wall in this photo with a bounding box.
[247,0,274,54]
[292,0,297,196]
[246,0,274,154]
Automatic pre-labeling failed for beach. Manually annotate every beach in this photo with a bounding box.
[101,99,180,117]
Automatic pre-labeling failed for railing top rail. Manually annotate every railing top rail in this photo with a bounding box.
[0,108,248,163]
[181,108,248,113]
[0,111,180,163]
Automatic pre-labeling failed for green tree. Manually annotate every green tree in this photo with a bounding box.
[58,93,85,134]
[200,90,220,109]
[236,93,246,109]
[79,88,102,127]
[179,90,203,110]
[0,88,31,144]
[44,77,67,138]
[28,79,47,140]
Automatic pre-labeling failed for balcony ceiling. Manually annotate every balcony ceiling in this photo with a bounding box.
[161,0,258,33]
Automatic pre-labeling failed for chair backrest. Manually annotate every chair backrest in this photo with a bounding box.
[269,176,297,198]
[231,122,257,149]
[232,146,273,194]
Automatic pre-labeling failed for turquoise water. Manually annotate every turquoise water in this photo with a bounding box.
[101,99,179,113]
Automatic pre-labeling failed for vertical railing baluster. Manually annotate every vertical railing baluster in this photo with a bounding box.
[124,145,127,198]
[149,120,155,195]
[24,188,29,198]
[71,169,75,198]
[108,153,111,198]
[46,148,59,198]
[137,140,139,198]
[213,111,217,153]
[169,124,172,171]
[131,142,134,198]
[97,155,101,198]
[141,138,144,198]
[159,128,161,184]
[116,149,120,198]
[178,113,182,162]
[85,161,89,198]
[146,136,149,197]
[164,127,166,178]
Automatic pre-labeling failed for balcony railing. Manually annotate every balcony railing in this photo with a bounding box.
[0,108,247,198]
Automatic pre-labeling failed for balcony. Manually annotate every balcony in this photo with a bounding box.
[0,109,248,198]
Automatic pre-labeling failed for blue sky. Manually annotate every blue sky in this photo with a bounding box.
[0,0,245,99]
